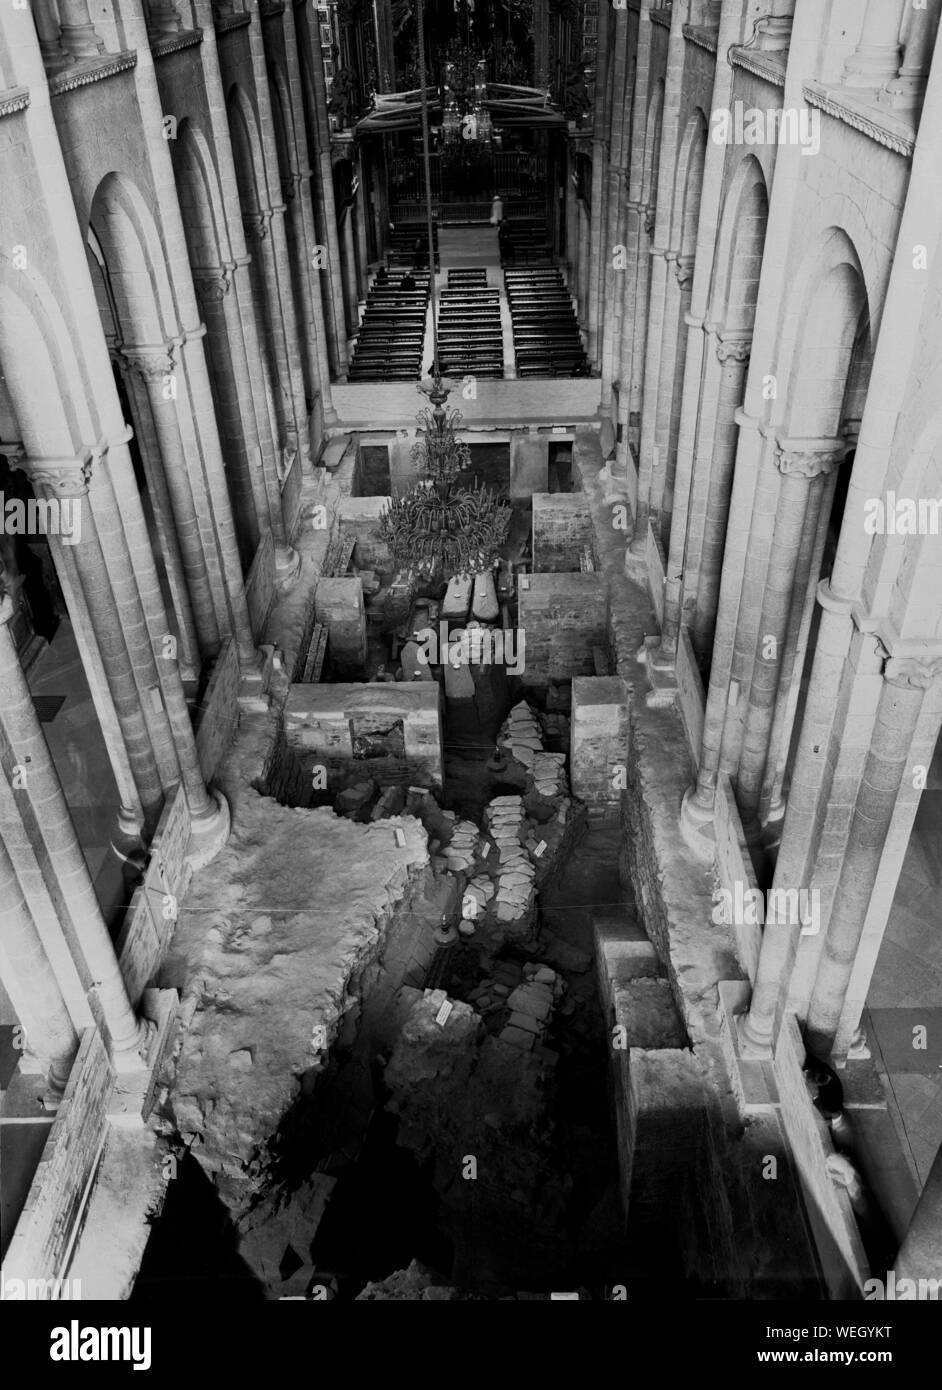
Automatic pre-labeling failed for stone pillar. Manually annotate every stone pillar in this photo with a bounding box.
[734,593,861,1057]
[21,454,166,828]
[121,346,222,661]
[735,441,844,832]
[894,1135,942,1283]
[0,595,148,1068]
[194,270,262,568]
[33,0,72,73]
[354,159,371,300]
[176,329,262,666]
[145,0,182,37]
[804,656,942,1059]
[117,361,202,679]
[308,47,350,377]
[57,0,106,57]
[289,161,336,423]
[689,337,751,655]
[244,209,306,467]
[0,779,78,1099]
[760,467,838,828]
[878,0,942,111]
[587,9,612,364]
[340,203,360,333]
[755,0,795,51]
[600,9,631,411]
[842,0,906,87]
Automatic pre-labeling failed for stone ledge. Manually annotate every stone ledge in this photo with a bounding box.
[48,50,137,97]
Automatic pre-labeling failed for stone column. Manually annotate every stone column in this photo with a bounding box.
[587,8,612,364]
[0,744,78,1098]
[354,158,371,301]
[198,266,294,568]
[33,0,72,73]
[755,0,795,51]
[894,1135,942,1283]
[117,360,202,679]
[735,441,844,833]
[145,0,182,37]
[175,329,263,667]
[0,595,148,1068]
[120,346,222,661]
[57,0,106,57]
[194,269,262,569]
[22,454,166,828]
[878,0,942,111]
[600,9,631,411]
[307,44,350,377]
[842,0,906,87]
[804,655,942,1058]
[689,337,752,656]
[340,203,360,333]
[289,160,336,423]
[760,466,838,828]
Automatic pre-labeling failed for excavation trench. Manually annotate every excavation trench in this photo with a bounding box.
[137,660,672,1299]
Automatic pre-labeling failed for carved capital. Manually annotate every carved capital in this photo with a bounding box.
[121,346,176,382]
[243,209,273,242]
[716,337,751,365]
[881,652,942,691]
[194,267,233,304]
[18,455,93,498]
[675,254,695,288]
[775,442,844,479]
[643,206,656,237]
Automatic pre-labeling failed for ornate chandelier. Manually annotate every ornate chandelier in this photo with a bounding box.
[378,381,511,581]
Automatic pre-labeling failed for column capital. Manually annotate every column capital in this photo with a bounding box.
[775,436,846,479]
[243,209,274,242]
[14,453,94,497]
[716,335,751,364]
[193,266,234,304]
[675,254,695,288]
[119,342,177,381]
[882,655,942,690]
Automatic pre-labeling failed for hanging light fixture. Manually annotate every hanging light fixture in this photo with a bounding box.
[376,20,511,584]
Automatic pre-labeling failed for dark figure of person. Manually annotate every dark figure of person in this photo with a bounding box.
[804,1054,851,1147]
[375,263,388,282]
[400,271,416,293]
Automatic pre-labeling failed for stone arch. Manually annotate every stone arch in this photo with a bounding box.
[670,109,708,257]
[708,155,769,335]
[772,226,871,439]
[227,84,268,221]
[269,63,298,191]
[173,120,233,273]
[641,80,664,216]
[0,257,91,455]
[87,173,179,349]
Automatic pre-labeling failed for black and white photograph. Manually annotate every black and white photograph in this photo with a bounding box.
[0,0,939,1365]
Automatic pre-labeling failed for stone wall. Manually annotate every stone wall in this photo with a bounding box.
[314,576,367,675]
[774,1017,869,1298]
[245,532,276,642]
[531,493,594,572]
[2,1028,114,1286]
[517,574,608,682]
[570,676,629,805]
[509,432,548,499]
[283,682,444,790]
[195,638,241,785]
[338,496,392,572]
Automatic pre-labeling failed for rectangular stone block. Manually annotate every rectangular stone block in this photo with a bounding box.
[570,677,629,804]
[531,493,593,572]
